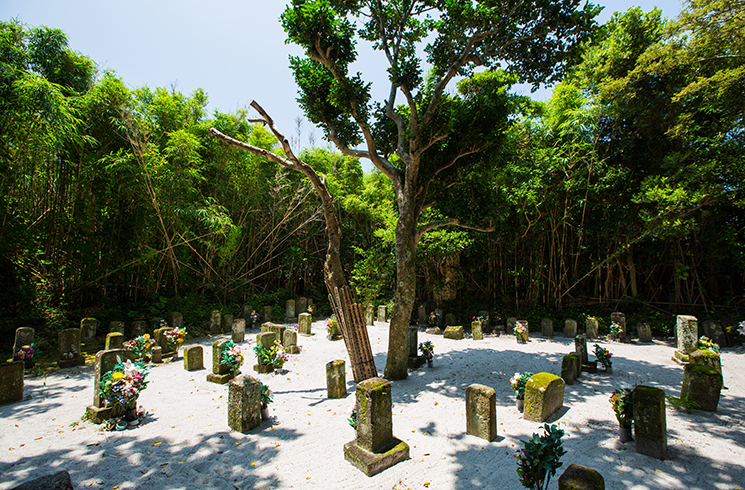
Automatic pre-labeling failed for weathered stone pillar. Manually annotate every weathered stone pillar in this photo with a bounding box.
[541,318,553,338]
[377,305,387,323]
[298,313,312,335]
[466,384,496,441]
[472,320,483,340]
[228,375,261,433]
[681,363,722,412]
[232,318,246,343]
[209,310,222,334]
[585,317,599,339]
[184,345,204,371]
[105,332,124,350]
[674,315,698,363]
[80,318,98,343]
[564,319,577,338]
[0,361,24,406]
[632,386,667,460]
[575,334,588,365]
[524,373,565,423]
[284,329,300,354]
[637,323,652,343]
[326,360,347,399]
[285,299,296,319]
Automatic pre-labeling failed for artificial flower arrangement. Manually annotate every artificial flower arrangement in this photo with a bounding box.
[473,313,489,324]
[419,341,434,361]
[514,322,527,340]
[100,360,149,409]
[428,310,441,325]
[327,315,339,335]
[13,343,37,363]
[254,340,288,368]
[697,336,720,353]
[164,325,187,349]
[307,304,315,315]
[222,341,245,375]
[124,334,154,358]
[515,424,566,490]
[251,310,260,324]
[609,387,633,428]
[348,405,357,429]
[609,322,623,338]
[594,344,612,368]
[260,382,274,408]
[510,372,534,400]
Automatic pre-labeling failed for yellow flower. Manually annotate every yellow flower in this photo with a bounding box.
[112,372,124,381]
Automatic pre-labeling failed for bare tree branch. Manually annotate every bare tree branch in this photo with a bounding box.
[415,217,495,245]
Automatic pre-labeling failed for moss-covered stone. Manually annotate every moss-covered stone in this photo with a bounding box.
[104,332,124,350]
[326,360,347,399]
[443,326,464,340]
[344,438,409,477]
[524,373,565,422]
[632,385,666,460]
[681,363,722,411]
[561,355,577,385]
[689,349,722,375]
[466,384,496,441]
[298,313,312,335]
[0,361,24,406]
[356,377,393,453]
[472,320,483,340]
[567,353,582,380]
[183,345,204,371]
[212,339,231,375]
[227,375,261,433]
[558,463,605,489]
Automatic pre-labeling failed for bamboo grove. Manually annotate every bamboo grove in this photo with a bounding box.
[1,1,744,343]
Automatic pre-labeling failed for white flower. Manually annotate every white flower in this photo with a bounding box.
[738,321,745,337]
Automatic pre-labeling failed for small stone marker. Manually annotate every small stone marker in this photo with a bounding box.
[681,363,722,411]
[516,320,529,342]
[104,332,124,350]
[151,346,162,363]
[87,349,135,423]
[253,332,277,373]
[108,321,125,334]
[365,305,374,326]
[326,360,347,398]
[561,355,578,385]
[285,299,296,319]
[220,313,233,334]
[689,349,722,376]
[207,340,234,384]
[297,313,312,335]
[632,385,667,460]
[153,326,173,356]
[80,317,98,343]
[702,320,727,347]
[0,361,24,406]
[558,464,605,490]
[637,323,652,342]
[585,317,599,340]
[407,327,425,368]
[575,334,588,365]
[284,329,300,354]
[263,306,272,322]
[297,297,308,314]
[444,313,455,327]
[674,315,698,363]
[611,312,627,338]
[472,320,483,340]
[13,327,34,353]
[425,327,442,335]
[465,384,496,442]
[241,305,252,322]
[232,318,246,343]
[541,318,553,338]
[129,320,147,338]
[268,324,286,345]
[9,470,74,490]
[344,377,409,476]
[564,319,577,338]
[524,373,565,423]
[443,325,464,340]
[418,305,427,324]
[58,328,85,368]
[507,317,517,333]
[168,311,184,329]
[209,310,222,334]
[183,345,204,371]
[228,375,261,433]
[377,305,387,323]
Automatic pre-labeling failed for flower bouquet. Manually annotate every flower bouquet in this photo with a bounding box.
[609,322,623,340]
[428,310,441,326]
[511,371,534,411]
[99,360,149,419]
[164,326,187,357]
[514,322,527,342]
[594,344,612,371]
[260,382,273,419]
[307,304,315,316]
[609,386,634,441]
[222,341,244,375]
[270,340,289,369]
[13,344,37,368]
[251,310,260,327]
[124,334,154,360]
[697,336,719,353]
[419,341,434,366]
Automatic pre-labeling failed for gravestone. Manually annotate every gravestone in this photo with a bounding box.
[241,305,252,322]
[407,327,425,368]
[284,329,300,354]
[524,373,565,423]
[418,305,427,325]
[575,334,588,365]
[253,332,277,373]
[0,361,24,406]
[168,311,184,330]
[285,299,296,320]
[466,384,497,442]
[637,323,652,343]
[129,320,147,338]
[558,464,605,490]
[265,323,286,345]
[80,318,97,343]
[365,305,375,326]
[104,332,125,350]
[151,346,162,363]
[13,327,34,354]
[326,360,347,399]
[183,345,204,371]
[561,354,578,385]
[633,385,666,460]
[689,349,722,376]
[674,315,698,363]
[227,375,261,433]
[506,317,517,333]
[564,319,577,338]
[444,313,456,327]
[344,377,409,476]
[435,308,445,328]
[611,312,627,338]
[58,328,85,368]
[108,321,125,334]
[86,349,135,423]
[232,318,246,344]
[681,363,722,412]
[297,297,308,314]
[425,327,442,335]
[222,314,234,334]
[9,470,74,490]
[516,320,529,342]
[153,327,173,356]
[443,326,464,340]
[207,340,234,384]
[567,353,581,380]
[585,318,599,340]
[209,310,222,334]
[472,320,483,340]
[541,318,553,338]
[263,306,272,322]
[298,313,312,335]
[702,320,727,347]
[377,305,387,323]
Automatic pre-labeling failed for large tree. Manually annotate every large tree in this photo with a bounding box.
[281,0,601,379]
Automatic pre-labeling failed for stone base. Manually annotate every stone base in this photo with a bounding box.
[253,364,274,373]
[85,405,113,424]
[407,356,426,369]
[286,345,300,354]
[328,334,343,341]
[582,361,597,373]
[344,438,410,477]
[672,350,691,365]
[207,373,235,384]
[58,357,86,368]
[424,327,442,335]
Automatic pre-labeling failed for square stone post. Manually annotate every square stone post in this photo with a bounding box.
[633,386,667,460]
[466,384,496,441]
[285,299,296,319]
[80,318,98,343]
[472,320,483,340]
[541,318,553,338]
[183,345,204,371]
[585,318,598,339]
[0,361,24,406]
[105,332,124,350]
[284,329,300,354]
[326,360,347,399]
[377,305,387,323]
[232,318,246,343]
[262,306,272,322]
[564,319,577,338]
[365,305,374,326]
[298,313,312,335]
[228,375,261,433]
[674,315,698,363]
[637,323,652,342]
[209,310,222,334]
[575,334,588,365]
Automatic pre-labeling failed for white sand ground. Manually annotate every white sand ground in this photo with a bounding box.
[1,320,744,490]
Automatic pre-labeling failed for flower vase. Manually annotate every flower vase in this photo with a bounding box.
[516,398,524,412]
[619,426,633,443]
[606,365,613,374]
[171,347,179,360]
[427,359,433,368]
[261,405,270,420]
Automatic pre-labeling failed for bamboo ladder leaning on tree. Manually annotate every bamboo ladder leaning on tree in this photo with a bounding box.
[209,101,377,383]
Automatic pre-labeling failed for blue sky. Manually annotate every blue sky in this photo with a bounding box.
[2,1,684,149]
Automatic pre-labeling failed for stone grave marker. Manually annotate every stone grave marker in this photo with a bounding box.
[104,332,124,350]
[263,306,272,322]
[637,323,652,343]
[153,326,173,356]
[0,361,24,406]
[611,312,627,338]
[232,318,246,343]
[241,305,252,322]
[516,320,529,342]
[564,319,577,338]
[253,332,277,373]
[209,310,221,334]
[228,375,261,433]
[222,314,234,334]
[443,326,464,340]
[585,317,599,340]
[129,320,147,338]
[524,373,565,423]
[297,297,308,314]
[183,345,204,371]
[407,327,425,368]
[472,319,483,340]
[58,328,85,368]
[326,360,347,399]
[558,464,605,490]
[465,384,496,442]
[151,346,162,363]
[418,305,427,325]
[377,305,387,323]
[108,321,125,334]
[507,317,517,334]
[365,305,374,326]
[12,327,34,354]
[689,349,722,376]
[86,348,135,423]
[674,315,698,363]
[168,311,184,329]
[444,313,456,327]
[285,299,296,320]
[80,318,98,343]
[207,340,234,384]
[575,334,588,365]
[561,355,579,385]
[298,313,312,335]
[284,329,300,354]
[632,385,666,460]
[541,318,553,338]
[681,363,722,412]
[702,320,727,347]
[344,377,409,476]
